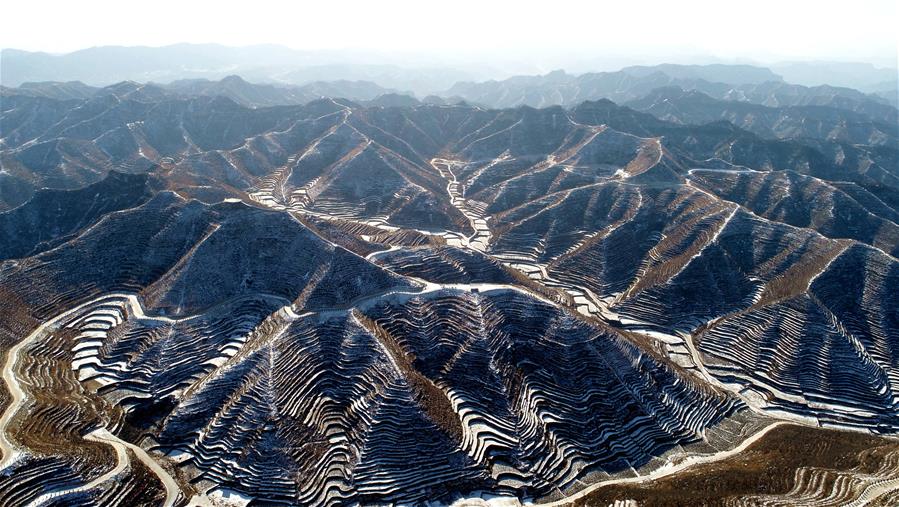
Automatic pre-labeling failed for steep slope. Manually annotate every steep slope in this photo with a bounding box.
[445,66,897,123]
[0,193,413,320]
[688,168,899,256]
[627,86,899,146]
[0,81,99,100]
[0,172,159,260]
[1,83,898,506]
[163,75,398,107]
[14,285,738,505]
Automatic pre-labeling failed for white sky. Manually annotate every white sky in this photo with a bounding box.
[2,0,897,66]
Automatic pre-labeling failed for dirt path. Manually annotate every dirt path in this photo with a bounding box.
[535,421,791,507]
[23,428,128,507]
[0,295,182,506]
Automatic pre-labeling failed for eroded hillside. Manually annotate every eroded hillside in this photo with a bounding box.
[1,83,897,506]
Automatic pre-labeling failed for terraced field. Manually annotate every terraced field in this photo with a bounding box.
[1,86,897,505]
[568,423,899,507]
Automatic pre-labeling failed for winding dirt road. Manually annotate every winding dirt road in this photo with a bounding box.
[23,428,128,507]
[534,421,790,507]
[0,295,182,506]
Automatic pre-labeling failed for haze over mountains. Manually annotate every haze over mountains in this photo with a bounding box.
[1,42,898,506]
[3,43,897,98]
[0,45,492,98]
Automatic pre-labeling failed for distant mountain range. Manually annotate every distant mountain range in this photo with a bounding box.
[1,75,405,108]
[616,63,781,84]
[445,67,898,111]
[0,44,485,96]
[770,61,898,93]
[626,86,898,146]
[2,44,896,102]
[164,76,403,107]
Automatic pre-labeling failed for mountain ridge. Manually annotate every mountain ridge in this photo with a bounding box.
[1,65,897,506]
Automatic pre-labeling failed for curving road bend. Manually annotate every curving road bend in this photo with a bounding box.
[0,298,97,470]
[533,421,791,507]
[0,295,182,506]
[103,430,181,507]
[23,428,127,507]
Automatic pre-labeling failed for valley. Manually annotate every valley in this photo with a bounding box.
[0,64,897,506]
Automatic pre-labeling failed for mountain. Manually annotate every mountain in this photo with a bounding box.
[0,44,346,86]
[619,63,782,84]
[278,63,480,98]
[0,171,160,260]
[0,77,897,506]
[363,92,421,108]
[163,75,399,107]
[720,81,897,122]
[444,66,897,122]
[770,61,898,92]
[444,68,691,108]
[0,75,402,109]
[0,44,487,96]
[4,86,895,248]
[0,80,99,100]
[871,80,899,107]
[626,86,899,146]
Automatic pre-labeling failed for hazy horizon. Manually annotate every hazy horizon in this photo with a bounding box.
[2,0,897,69]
